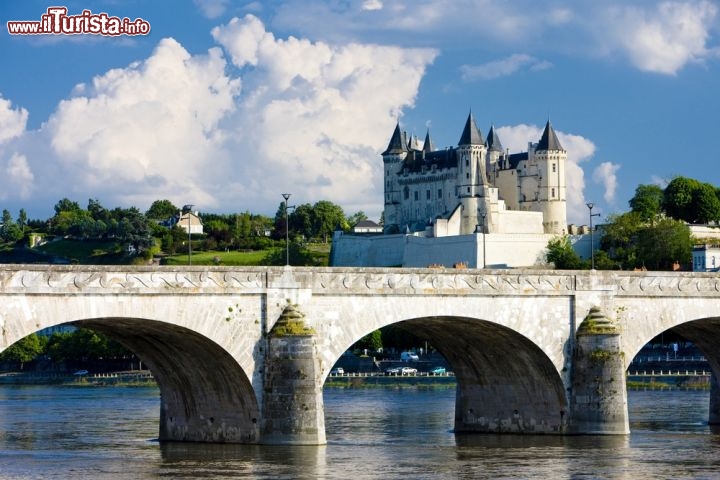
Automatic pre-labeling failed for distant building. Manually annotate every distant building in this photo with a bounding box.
[693,244,720,272]
[382,113,567,236]
[352,220,383,234]
[176,211,203,235]
[331,114,576,269]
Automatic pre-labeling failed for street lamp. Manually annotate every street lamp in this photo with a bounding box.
[184,204,194,266]
[476,214,487,268]
[481,213,487,268]
[282,193,291,266]
[586,202,600,269]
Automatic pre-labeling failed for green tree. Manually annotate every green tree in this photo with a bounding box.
[1,209,23,242]
[692,183,720,224]
[629,184,664,221]
[0,333,45,369]
[663,177,701,222]
[46,328,128,364]
[312,200,348,242]
[261,242,317,266]
[353,330,383,353]
[146,199,179,221]
[273,201,289,240]
[545,236,585,269]
[290,203,314,239]
[635,217,692,270]
[17,208,27,235]
[347,211,369,226]
[599,212,643,270]
[54,198,81,214]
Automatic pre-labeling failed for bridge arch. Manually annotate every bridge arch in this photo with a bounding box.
[322,314,568,434]
[76,317,260,443]
[1,316,261,444]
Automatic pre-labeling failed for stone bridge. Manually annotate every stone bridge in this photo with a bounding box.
[1,265,719,444]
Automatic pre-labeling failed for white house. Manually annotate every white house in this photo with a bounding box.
[176,211,203,235]
[352,220,383,234]
[693,244,720,272]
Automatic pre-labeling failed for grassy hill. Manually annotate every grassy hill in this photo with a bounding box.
[1,239,331,267]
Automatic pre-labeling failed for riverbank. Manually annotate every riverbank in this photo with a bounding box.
[1,371,711,391]
[0,371,156,387]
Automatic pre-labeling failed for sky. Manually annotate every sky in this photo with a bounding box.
[1,1,719,226]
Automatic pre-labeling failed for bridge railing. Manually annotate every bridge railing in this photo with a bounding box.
[626,370,711,377]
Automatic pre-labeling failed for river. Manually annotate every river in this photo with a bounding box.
[0,385,718,479]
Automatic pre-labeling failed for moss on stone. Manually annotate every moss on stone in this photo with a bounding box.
[577,306,619,335]
[270,303,316,336]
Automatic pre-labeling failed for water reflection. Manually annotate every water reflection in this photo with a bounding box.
[159,443,328,478]
[0,385,719,479]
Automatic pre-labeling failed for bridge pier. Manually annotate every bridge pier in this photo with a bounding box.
[709,374,720,425]
[569,307,629,434]
[260,304,326,445]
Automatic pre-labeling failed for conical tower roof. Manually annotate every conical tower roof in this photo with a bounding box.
[536,120,564,151]
[485,125,504,152]
[422,129,435,153]
[458,112,484,146]
[382,122,408,155]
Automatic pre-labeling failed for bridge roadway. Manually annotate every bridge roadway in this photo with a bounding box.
[1,264,720,444]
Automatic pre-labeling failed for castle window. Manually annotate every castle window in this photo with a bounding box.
[552,163,556,173]
[551,187,555,198]
[467,187,470,193]
[403,186,409,200]
[426,190,431,200]
[414,191,419,201]
[438,189,442,199]
[465,159,469,167]
[466,173,470,179]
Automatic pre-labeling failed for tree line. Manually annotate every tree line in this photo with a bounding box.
[0,197,373,262]
[0,329,133,372]
[548,176,719,271]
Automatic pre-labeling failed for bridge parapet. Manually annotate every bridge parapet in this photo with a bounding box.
[3,265,719,298]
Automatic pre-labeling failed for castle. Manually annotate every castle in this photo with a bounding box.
[330,113,576,268]
[382,113,567,237]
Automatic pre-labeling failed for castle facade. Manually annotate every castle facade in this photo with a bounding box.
[382,113,568,237]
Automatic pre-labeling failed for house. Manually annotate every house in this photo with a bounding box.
[692,244,720,272]
[176,211,203,235]
[352,220,383,234]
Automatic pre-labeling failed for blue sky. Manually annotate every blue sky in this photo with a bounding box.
[1,1,719,225]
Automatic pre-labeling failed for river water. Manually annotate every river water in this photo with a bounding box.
[0,385,718,479]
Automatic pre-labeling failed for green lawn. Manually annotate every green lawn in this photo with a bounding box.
[164,249,269,266]
[36,239,125,264]
[164,243,330,266]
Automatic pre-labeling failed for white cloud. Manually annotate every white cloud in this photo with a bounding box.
[460,54,552,81]
[11,15,436,220]
[593,161,620,203]
[0,96,28,144]
[362,0,383,11]
[0,153,34,201]
[47,38,240,210]
[601,1,719,74]
[193,0,230,19]
[210,15,437,217]
[498,123,596,225]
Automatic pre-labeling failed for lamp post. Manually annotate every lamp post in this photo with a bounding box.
[586,202,600,269]
[282,193,291,266]
[184,204,194,266]
[481,213,487,268]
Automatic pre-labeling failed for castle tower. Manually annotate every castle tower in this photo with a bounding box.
[485,125,504,184]
[381,123,408,231]
[534,121,567,234]
[457,113,487,234]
